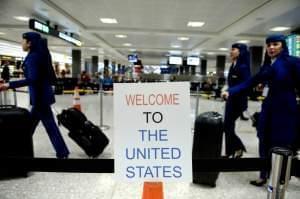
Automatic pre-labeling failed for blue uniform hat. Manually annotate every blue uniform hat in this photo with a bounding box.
[265,34,286,44]
[231,43,250,66]
[231,43,248,52]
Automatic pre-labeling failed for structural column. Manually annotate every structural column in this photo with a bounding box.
[72,49,81,78]
[200,59,207,75]
[104,59,109,75]
[91,56,99,74]
[216,55,226,78]
[249,46,263,75]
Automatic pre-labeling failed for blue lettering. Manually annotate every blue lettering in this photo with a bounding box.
[152,165,162,177]
[144,166,154,178]
[126,166,135,178]
[125,148,135,160]
[173,166,182,178]
[163,166,172,178]
[138,129,147,141]
[161,148,170,159]
[159,129,168,141]
[136,166,144,177]
[172,148,181,159]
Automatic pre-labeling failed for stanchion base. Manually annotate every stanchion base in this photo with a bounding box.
[99,125,110,130]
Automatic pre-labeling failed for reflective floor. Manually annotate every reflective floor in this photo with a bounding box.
[0,92,299,199]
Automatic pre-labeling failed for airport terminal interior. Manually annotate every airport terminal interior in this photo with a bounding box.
[0,0,300,198]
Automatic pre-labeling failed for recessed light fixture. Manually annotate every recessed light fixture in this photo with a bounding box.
[100,18,118,24]
[219,48,229,51]
[115,34,127,38]
[169,50,182,55]
[0,32,5,35]
[270,26,291,32]
[129,49,136,52]
[123,43,132,47]
[14,16,30,21]
[237,40,250,44]
[171,45,181,48]
[206,52,215,55]
[187,21,205,27]
[90,47,96,50]
[178,37,190,41]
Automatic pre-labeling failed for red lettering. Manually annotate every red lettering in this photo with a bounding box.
[149,94,156,105]
[125,94,135,106]
[125,93,181,106]
[173,93,179,105]
[136,94,142,105]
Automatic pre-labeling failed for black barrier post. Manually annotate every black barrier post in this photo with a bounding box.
[99,90,110,130]
[267,147,293,199]
[195,87,200,118]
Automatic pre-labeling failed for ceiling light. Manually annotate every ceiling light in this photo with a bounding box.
[207,52,215,55]
[219,48,229,51]
[100,18,118,24]
[115,34,127,38]
[13,16,30,21]
[178,37,190,41]
[237,40,250,44]
[123,43,132,47]
[270,26,291,32]
[90,47,96,50]
[169,50,182,55]
[187,21,205,27]
[171,45,181,48]
[0,32,5,35]
[129,49,136,52]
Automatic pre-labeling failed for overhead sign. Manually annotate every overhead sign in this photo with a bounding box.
[29,19,82,46]
[114,82,192,182]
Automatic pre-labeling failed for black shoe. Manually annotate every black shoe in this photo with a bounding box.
[249,179,267,187]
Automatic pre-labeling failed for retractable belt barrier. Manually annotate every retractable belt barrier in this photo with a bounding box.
[0,157,299,175]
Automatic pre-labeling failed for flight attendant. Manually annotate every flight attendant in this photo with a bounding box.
[0,32,70,159]
[223,43,251,158]
[222,34,300,186]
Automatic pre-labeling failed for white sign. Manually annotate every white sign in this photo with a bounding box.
[114,82,192,182]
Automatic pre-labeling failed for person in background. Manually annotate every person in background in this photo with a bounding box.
[1,61,10,82]
[102,70,113,91]
[223,43,251,158]
[222,34,300,186]
[0,32,69,159]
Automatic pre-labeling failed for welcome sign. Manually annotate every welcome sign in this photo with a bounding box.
[114,82,192,182]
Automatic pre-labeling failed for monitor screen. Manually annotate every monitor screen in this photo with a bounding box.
[128,54,138,63]
[169,56,182,65]
[286,34,300,57]
[187,57,200,66]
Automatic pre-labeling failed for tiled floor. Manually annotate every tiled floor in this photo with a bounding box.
[0,91,299,199]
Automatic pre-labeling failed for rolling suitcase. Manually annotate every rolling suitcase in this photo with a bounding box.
[57,108,109,157]
[0,89,33,177]
[192,111,223,187]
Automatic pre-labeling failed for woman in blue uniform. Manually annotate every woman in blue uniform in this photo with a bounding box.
[223,43,251,158]
[0,32,70,159]
[223,34,300,186]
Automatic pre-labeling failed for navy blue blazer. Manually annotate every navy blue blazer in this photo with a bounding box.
[226,62,251,112]
[9,51,55,106]
[229,56,300,148]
